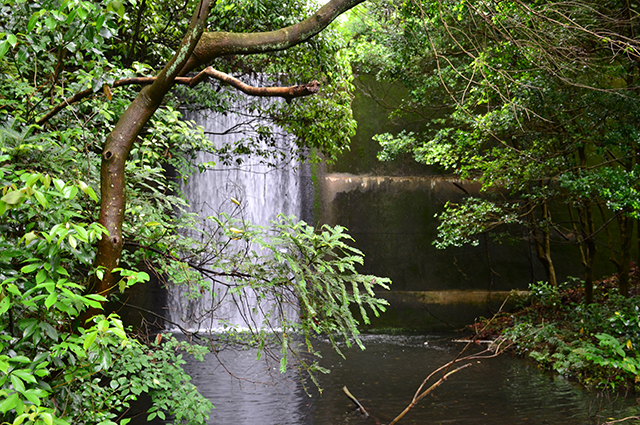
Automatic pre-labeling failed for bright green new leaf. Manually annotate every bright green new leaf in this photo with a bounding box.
[83,331,97,351]
[45,293,57,309]
[1,190,24,205]
[20,263,40,273]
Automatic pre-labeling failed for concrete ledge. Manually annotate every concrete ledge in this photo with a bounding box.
[388,290,528,305]
[364,290,529,332]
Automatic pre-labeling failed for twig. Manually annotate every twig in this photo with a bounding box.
[602,417,640,425]
[342,386,369,417]
[388,363,472,425]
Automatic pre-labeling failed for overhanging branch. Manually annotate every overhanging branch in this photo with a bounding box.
[190,67,321,101]
[37,67,320,125]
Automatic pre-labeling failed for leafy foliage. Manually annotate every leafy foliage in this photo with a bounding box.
[345,0,640,295]
[165,213,391,390]
[0,0,389,423]
[494,278,640,390]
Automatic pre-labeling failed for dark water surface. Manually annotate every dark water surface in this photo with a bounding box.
[176,334,638,425]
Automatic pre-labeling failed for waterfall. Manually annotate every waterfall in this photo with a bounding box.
[166,102,305,332]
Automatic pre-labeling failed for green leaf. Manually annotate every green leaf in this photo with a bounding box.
[11,369,37,384]
[27,14,39,32]
[68,235,77,249]
[20,389,42,405]
[52,179,64,192]
[83,331,97,351]
[84,185,98,202]
[45,15,56,30]
[41,412,53,425]
[10,374,25,393]
[20,263,41,274]
[0,392,19,413]
[22,232,38,245]
[1,190,24,205]
[96,15,105,32]
[111,326,126,339]
[0,41,8,59]
[44,293,56,310]
[33,190,48,208]
[36,269,47,285]
[0,296,10,315]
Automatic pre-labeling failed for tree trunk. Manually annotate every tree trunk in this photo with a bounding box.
[578,205,596,304]
[617,214,633,297]
[531,201,558,287]
[90,0,215,302]
[87,0,367,315]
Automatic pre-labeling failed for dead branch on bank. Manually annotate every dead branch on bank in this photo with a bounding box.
[602,417,640,425]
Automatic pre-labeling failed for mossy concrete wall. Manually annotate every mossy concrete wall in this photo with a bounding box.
[316,75,590,329]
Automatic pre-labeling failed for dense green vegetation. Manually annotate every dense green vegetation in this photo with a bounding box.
[348,0,640,301]
[475,275,640,391]
[1,0,639,422]
[343,0,640,391]
[0,0,392,423]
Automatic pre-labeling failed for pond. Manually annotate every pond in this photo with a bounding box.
[173,334,638,425]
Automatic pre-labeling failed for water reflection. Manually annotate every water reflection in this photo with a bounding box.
[176,334,636,425]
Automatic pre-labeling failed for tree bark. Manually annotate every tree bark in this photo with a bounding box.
[180,0,366,74]
[578,205,596,304]
[617,214,633,297]
[91,0,215,300]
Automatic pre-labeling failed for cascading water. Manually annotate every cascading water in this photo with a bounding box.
[166,100,304,332]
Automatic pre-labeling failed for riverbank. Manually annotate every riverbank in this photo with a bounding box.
[470,270,640,391]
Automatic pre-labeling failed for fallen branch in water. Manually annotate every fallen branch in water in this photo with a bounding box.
[342,386,369,417]
[388,339,510,425]
[603,417,640,425]
[388,297,512,424]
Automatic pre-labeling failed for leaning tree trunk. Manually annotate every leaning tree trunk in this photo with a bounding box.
[86,0,367,318]
[90,0,215,301]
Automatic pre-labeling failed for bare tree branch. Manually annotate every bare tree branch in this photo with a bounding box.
[37,67,320,126]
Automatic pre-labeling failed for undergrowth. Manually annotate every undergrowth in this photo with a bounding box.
[471,269,640,391]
